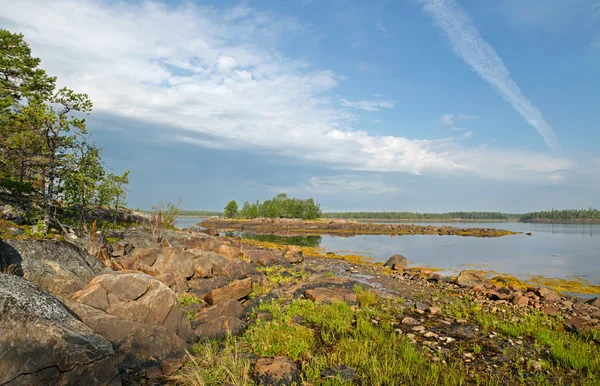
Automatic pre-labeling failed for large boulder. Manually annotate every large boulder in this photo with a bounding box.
[71,271,195,342]
[204,278,253,305]
[64,299,187,374]
[384,254,407,270]
[189,249,257,280]
[243,249,284,266]
[0,273,119,385]
[0,239,109,295]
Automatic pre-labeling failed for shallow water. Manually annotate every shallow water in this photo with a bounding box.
[239,222,600,287]
[174,217,205,229]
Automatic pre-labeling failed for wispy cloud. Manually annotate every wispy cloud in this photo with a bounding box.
[0,0,575,182]
[420,0,561,152]
[441,113,476,126]
[281,175,401,196]
[341,98,395,112]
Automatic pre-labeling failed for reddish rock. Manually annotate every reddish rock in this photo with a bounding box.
[283,246,304,264]
[217,244,242,259]
[71,271,195,342]
[160,358,183,376]
[456,270,487,287]
[384,254,407,270]
[204,278,253,305]
[243,249,283,266]
[429,274,443,282]
[190,250,257,280]
[472,285,485,293]
[511,294,529,307]
[565,317,589,332]
[541,306,558,316]
[195,316,246,340]
[253,357,300,386]
[191,299,244,327]
[304,287,357,304]
[487,291,510,301]
[426,306,442,315]
[587,297,600,308]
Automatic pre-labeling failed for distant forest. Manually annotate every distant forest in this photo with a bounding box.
[324,209,599,221]
[519,208,600,222]
[322,211,517,220]
[169,208,599,222]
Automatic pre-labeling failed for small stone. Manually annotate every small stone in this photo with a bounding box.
[412,325,425,333]
[426,306,442,315]
[253,357,300,386]
[530,360,543,371]
[424,331,438,338]
[463,352,473,358]
[401,317,420,326]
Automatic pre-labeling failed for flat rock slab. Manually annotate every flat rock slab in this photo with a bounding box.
[0,273,119,386]
[204,278,253,305]
[71,271,195,342]
[304,287,357,304]
[195,315,246,340]
[192,299,244,327]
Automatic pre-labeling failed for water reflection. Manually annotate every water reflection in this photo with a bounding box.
[230,232,322,248]
[234,223,600,286]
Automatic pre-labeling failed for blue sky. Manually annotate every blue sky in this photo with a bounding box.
[2,0,599,212]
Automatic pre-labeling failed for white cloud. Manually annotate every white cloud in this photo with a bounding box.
[441,113,475,126]
[420,0,562,153]
[217,56,237,72]
[282,175,401,196]
[441,114,454,126]
[341,99,395,112]
[0,0,575,182]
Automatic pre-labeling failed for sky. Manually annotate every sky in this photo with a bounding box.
[1,0,599,212]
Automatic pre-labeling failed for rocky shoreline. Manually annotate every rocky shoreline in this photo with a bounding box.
[199,218,519,237]
[1,225,599,385]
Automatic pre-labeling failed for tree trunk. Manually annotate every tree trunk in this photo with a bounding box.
[43,179,53,234]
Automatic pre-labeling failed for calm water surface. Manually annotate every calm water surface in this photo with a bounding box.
[174,217,205,229]
[241,222,600,287]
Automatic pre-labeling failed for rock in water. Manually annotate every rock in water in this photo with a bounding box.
[384,254,407,270]
[0,273,119,385]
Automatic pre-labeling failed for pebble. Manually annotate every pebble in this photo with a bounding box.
[423,331,438,338]
[401,317,420,326]
[530,360,543,371]
[412,325,425,333]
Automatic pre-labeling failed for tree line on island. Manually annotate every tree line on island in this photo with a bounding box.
[224,193,322,219]
[1,29,130,232]
[217,195,598,223]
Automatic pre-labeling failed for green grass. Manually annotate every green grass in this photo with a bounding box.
[474,311,600,376]
[353,285,379,308]
[443,297,600,383]
[172,282,600,386]
[170,337,253,386]
[178,293,202,307]
[242,296,471,385]
[256,265,309,286]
